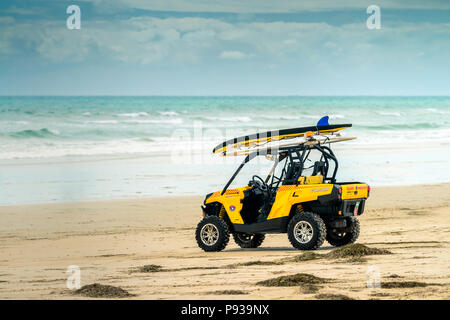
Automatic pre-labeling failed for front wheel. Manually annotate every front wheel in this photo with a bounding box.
[195,216,230,252]
[287,212,326,250]
[233,232,265,248]
[326,217,360,247]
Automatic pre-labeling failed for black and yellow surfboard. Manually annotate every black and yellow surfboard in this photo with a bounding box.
[212,117,351,156]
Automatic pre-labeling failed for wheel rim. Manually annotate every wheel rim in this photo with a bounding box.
[200,223,219,246]
[294,221,314,244]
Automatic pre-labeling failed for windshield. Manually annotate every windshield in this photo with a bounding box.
[223,155,277,191]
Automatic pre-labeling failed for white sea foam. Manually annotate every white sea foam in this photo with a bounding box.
[0,138,172,160]
[48,129,60,135]
[329,114,345,119]
[89,120,119,124]
[377,111,402,117]
[299,115,320,119]
[261,115,300,120]
[425,108,449,114]
[302,114,345,120]
[123,118,183,124]
[116,112,149,117]
[157,111,179,116]
[205,116,252,122]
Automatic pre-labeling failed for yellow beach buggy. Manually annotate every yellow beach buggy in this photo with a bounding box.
[196,116,370,251]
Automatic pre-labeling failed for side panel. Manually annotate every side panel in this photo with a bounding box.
[204,187,250,224]
[233,217,288,234]
[267,184,334,220]
[341,184,368,200]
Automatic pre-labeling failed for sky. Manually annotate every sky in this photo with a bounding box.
[0,0,449,95]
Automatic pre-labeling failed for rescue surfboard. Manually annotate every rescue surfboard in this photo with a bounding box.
[212,116,352,156]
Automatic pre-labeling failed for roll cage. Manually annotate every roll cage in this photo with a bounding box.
[221,143,339,195]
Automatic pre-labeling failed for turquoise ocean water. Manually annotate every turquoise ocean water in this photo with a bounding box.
[1,96,449,205]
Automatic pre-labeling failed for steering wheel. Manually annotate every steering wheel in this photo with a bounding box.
[250,175,268,191]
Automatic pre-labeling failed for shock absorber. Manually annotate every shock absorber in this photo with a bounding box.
[296,205,304,214]
[219,206,226,219]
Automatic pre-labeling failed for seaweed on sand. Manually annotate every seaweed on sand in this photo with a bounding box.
[257,273,329,287]
[325,243,391,259]
[74,283,134,298]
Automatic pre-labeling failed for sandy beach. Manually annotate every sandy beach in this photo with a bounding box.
[0,184,449,300]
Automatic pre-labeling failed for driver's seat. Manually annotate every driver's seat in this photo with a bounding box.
[312,161,326,176]
[282,162,302,185]
[242,177,274,223]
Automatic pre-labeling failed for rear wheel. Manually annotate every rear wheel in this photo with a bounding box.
[326,217,360,247]
[196,216,230,252]
[287,212,326,250]
[233,232,265,248]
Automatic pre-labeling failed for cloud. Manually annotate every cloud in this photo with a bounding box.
[1,5,449,95]
[220,50,246,59]
[0,15,449,72]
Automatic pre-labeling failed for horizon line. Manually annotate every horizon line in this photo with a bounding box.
[1,95,450,98]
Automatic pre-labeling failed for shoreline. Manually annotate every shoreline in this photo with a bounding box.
[2,182,450,207]
[0,140,449,164]
[0,184,449,299]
